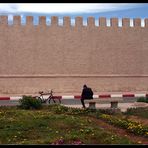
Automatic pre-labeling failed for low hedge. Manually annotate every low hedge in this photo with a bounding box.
[137,97,148,103]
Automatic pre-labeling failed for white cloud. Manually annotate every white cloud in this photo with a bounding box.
[0,4,18,13]
[0,3,144,14]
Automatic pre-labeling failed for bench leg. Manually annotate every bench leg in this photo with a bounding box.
[110,101,118,108]
[89,102,96,109]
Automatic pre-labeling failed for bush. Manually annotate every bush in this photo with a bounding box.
[146,97,148,103]
[137,97,148,103]
[18,95,42,109]
[124,107,148,118]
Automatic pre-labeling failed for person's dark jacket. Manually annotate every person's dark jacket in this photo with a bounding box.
[81,87,93,100]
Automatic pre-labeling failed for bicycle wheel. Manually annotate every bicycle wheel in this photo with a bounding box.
[53,98,56,103]
[37,97,43,103]
[48,97,52,104]
[48,97,56,104]
[59,99,61,104]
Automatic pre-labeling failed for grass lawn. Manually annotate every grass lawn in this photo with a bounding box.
[0,104,147,144]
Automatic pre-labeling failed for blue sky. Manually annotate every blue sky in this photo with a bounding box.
[0,3,147,26]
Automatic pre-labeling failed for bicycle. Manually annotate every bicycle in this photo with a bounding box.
[36,89,61,104]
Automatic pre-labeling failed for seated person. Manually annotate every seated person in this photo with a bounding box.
[81,84,93,108]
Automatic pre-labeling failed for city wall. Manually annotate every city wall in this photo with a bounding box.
[0,15,148,95]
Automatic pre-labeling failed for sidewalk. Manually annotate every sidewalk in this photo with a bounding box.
[63,102,148,112]
[0,91,148,97]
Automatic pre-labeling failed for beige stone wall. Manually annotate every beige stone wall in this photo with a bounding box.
[0,16,148,94]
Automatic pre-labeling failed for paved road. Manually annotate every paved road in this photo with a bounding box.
[0,97,138,106]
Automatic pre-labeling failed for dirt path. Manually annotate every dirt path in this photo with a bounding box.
[89,116,148,144]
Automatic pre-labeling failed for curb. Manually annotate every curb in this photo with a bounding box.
[0,93,147,100]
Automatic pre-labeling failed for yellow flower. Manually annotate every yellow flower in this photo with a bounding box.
[80,129,84,132]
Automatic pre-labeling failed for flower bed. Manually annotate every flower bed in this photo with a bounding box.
[98,114,148,137]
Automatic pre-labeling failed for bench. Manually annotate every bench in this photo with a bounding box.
[85,98,123,109]
[87,101,96,109]
[110,101,118,108]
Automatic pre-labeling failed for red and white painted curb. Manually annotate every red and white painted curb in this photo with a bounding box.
[0,93,147,101]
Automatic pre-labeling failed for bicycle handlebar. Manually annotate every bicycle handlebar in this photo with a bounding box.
[38,90,53,95]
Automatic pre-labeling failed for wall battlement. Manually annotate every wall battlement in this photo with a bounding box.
[0,15,148,28]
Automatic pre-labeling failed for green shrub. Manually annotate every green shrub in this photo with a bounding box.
[18,95,42,109]
[146,97,148,103]
[137,97,147,103]
[124,107,148,118]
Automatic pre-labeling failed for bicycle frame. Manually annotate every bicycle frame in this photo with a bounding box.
[37,90,61,104]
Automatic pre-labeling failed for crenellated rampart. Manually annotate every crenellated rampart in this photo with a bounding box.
[1,15,148,27]
[0,15,148,95]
